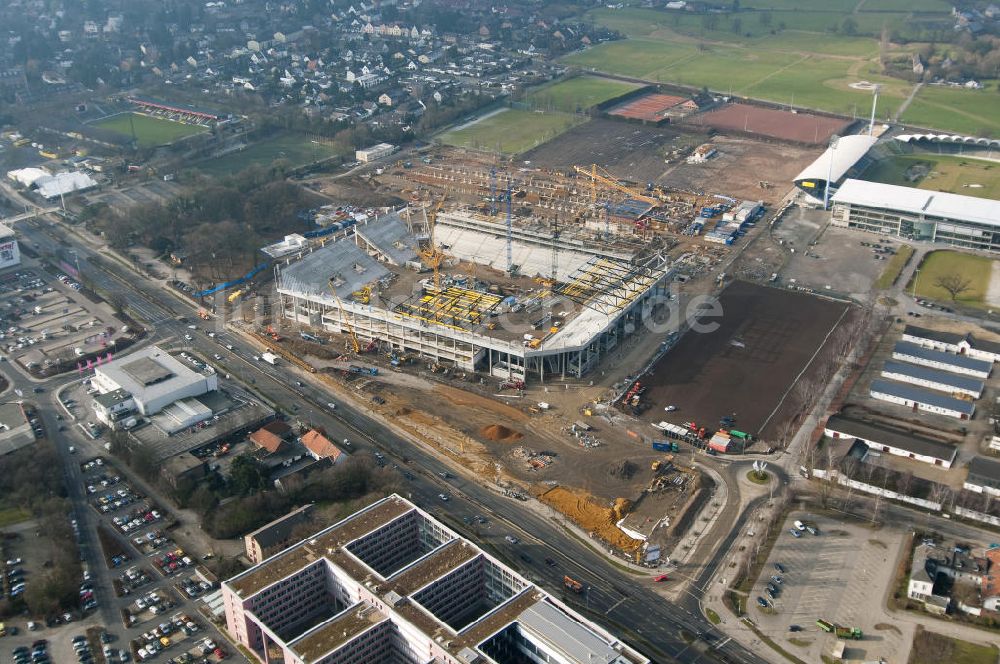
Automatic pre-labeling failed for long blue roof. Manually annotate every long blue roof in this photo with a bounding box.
[870,379,975,415]
[882,361,984,393]
[893,341,991,373]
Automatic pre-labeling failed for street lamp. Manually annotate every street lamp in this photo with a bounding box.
[823,135,839,211]
[912,268,921,298]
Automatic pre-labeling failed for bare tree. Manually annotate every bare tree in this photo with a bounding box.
[934,272,973,301]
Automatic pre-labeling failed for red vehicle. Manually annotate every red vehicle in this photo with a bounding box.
[654,574,669,582]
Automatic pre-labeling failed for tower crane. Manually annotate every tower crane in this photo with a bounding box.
[573,164,658,205]
[328,279,361,353]
[418,198,447,291]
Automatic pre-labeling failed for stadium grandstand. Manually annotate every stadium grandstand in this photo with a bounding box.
[126,96,224,124]
[793,134,878,204]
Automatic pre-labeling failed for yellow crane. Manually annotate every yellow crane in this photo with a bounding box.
[573,164,658,205]
[418,198,447,291]
[328,280,361,353]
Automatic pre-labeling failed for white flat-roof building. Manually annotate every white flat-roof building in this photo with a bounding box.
[965,456,1000,497]
[831,179,1000,253]
[901,325,1000,364]
[824,414,958,468]
[870,379,975,420]
[355,142,396,162]
[881,360,984,399]
[892,341,992,379]
[222,494,649,664]
[92,345,218,416]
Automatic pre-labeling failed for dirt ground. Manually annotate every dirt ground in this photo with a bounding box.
[665,135,820,205]
[520,118,694,184]
[301,175,406,207]
[686,103,850,145]
[640,280,856,441]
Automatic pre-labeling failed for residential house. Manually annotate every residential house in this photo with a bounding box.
[243,504,315,564]
[301,429,345,463]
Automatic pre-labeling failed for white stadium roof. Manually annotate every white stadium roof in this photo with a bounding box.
[832,179,1000,228]
[793,134,878,185]
[896,133,1000,148]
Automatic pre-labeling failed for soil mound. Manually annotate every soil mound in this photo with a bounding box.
[481,424,523,442]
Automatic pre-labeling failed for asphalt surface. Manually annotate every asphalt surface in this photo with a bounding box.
[9,215,775,664]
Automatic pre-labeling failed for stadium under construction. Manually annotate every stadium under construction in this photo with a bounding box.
[275,207,673,383]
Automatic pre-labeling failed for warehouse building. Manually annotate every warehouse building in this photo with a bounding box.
[793,135,878,203]
[965,456,1000,498]
[831,179,1000,253]
[276,208,671,383]
[824,414,958,468]
[222,494,649,664]
[92,345,218,417]
[892,341,992,379]
[881,361,984,399]
[870,379,975,419]
[0,224,20,271]
[901,325,1000,364]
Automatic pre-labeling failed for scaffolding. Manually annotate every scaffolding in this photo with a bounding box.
[558,257,667,316]
[395,286,503,330]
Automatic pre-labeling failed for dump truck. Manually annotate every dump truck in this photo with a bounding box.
[652,440,680,452]
[563,576,584,593]
[816,619,862,640]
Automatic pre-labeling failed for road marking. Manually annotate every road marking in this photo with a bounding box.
[605,597,627,614]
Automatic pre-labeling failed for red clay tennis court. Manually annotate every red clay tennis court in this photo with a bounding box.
[607,93,688,122]
[689,103,850,144]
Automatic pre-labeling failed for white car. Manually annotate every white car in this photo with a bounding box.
[793,520,806,531]
[438,493,449,501]
[184,334,192,341]
[664,405,677,412]
[327,402,337,410]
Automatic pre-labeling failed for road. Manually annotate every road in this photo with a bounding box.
[8,216,776,664]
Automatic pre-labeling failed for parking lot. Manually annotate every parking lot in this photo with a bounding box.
[750,513,909,664]
[0,269,130,374]
[774,213,886,298]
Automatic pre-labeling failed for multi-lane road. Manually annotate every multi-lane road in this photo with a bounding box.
[12,215,776,664]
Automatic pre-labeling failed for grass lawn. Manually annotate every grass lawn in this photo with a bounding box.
[92,112,207,147]
[909,250,994,305]
[524,75,640,113]
[901,84,1000,137]
[908,629,998,664]
[874,244,914,289]
[0,506,31,527]
[439,108,586,154]
[862,154,1000,200]
[196,133,342,176]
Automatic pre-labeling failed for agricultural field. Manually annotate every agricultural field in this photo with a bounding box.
[91,112,207,147]
[439,108,586,154]
[862,154,1000,200]
[909,250,995,306]
[523,75,640,113]
[196,133,342,176]
[900,84,1000,136]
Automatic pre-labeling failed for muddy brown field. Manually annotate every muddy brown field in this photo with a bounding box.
[640,280,855,440]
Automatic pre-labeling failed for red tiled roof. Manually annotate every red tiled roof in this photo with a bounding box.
[250,428,284,454]
[983,548,1000,598]
[301,429,343,460]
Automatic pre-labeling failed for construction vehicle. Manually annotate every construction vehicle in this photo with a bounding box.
[563,576,584,593]
[816,619,862,640]
[197,309,211,320]
[573,164,658,206]
[328,283,361,353]
[265,325,283,342]
[349,365,379,376]
[652,441,680,452]
[352,286,371,304]
[227,289,243,303]
[418,198,447,290]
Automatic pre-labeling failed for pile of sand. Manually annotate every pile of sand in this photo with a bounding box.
[539,486,642,552]
[481,424,523,442]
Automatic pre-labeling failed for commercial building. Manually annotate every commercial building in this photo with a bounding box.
[901,325,1000,364]
[244,504,315,565]
[793,135,878,202]
[222,494,648,664]
[0,402,35,456]
[881,360,984,399]
[92,345,218,417]
[831,179,1000,253]
[276,208,671,383]
[0,224,20,271]
[892,341,992,379]
[824,414,958,468]
[965,456,1000,498]
[869,379,975,419]
[355,142,397,162]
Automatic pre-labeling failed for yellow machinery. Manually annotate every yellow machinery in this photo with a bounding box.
[328,281,361,353]
[573,164,658,206]
[419,199,447,290]
[352,286,371,304]
[227,289,243,303]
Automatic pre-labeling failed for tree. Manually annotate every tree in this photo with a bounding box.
[841,17,858,36]
[731,18,742,34]
[228,454,268,495]
[934,272,973,301]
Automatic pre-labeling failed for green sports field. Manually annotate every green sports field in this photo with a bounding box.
[439,108,586,154]
[862,154,1000,200]
[567,5,995,134]
[909,250,994,306]
[196,133,342,176]
[524,76,641,113]
[92,113,207,146]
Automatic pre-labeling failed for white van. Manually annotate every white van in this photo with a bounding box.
[793,520,806,531]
